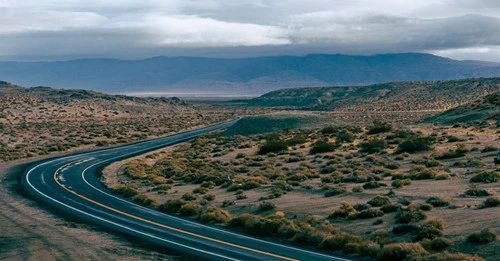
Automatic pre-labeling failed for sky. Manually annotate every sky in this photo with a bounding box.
[1,0,500,62]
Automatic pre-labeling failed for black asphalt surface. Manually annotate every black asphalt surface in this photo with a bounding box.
[22,120,351,261]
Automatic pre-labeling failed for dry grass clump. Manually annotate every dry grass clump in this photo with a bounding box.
[199,207,232,224]
[376,242,427,261]
[424,252,485,261]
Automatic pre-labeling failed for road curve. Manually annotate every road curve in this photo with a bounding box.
[22,120,351,261]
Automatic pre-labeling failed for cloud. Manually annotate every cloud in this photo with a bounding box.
[0,0,500,61]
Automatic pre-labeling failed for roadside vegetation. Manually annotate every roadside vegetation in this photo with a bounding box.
[104,119,500,260]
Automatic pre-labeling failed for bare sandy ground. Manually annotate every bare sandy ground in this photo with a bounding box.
[0,157,179,261]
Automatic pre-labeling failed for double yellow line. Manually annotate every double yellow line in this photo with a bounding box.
[54,163,298,261]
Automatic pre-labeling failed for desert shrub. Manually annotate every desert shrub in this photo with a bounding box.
[467,228,497,243]
[132,194,156,206]
[419,204,433,211]
[395,207,426,223]
[193,187,209,194]
[376,243,427,261]
[352,186,364,192]
[435,144,468,159]
[259,201,276,211]
[221,200,235,208]
[424,252,484,261]
[287,134,307,146]
[414,223,443,241]
[381,204,400,213]
[354,203,371,211]
[319,232,363,251]
[392,172,406,180]
[203,193,216,201]
[359,139,387,154]
[396,137,432,153]
[427,218,447,231]
[478,197,500,208]
[426,196,450,207]
[410,169,438,180]
[241,181,261,190]
[158,199,185,213]
[310,140,338,154]
[235,153,246,159]
[201,181,216,189]
[470,171,500,183]
[182,193,197,201]
[463,187,493,197]
[199,207,232,224]
[111,185,138,198]
[392,179,411,188]
[336,130,355,143]
[329,202,356,219]
[258,137,288,155]
[363,181,383,189]
[392,224,420,235]
[481,146,498,153]
[421,237,453,251]
[321,125,337,134]
[368,196,391,207]
[373,219,384,225]
[356,208,385,219]
[178,202,202,216]
[367,120,393,135]
[324,186,347,197]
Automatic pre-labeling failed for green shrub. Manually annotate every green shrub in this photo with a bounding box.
[381,204,399,213]
[419,203,433,211]
[410,169,438,180]
[435,173,451,180]
[158,199,185,213]
[478,197,500,208]
[335,130,355,143]
[421,237,453,251]
[426,196,450,207]
[178,202,202,216]
[470,171,500,183]
[463,188,493,197]
[319,232,363,251]
[258,137,288,155]
[376,243,427,261]
[199,207,232,224]
[392,179,411,188]
[193,187,209,194]
[329,202,356,219]
[111,185,139,198]
[367,120,393,135]
[396,137,432,153]
[367,196,391,207]
[259,201,276,211]
[132,194,156,206]
[310,140,338,154]
[324,186,347,197]
[321,125,337,134]
[395,207,426,223]
[182,193,197,201]
[359,139,387,154]
[356,208,384,219]
[352,186,364,192]
[467,228,497,243]
[203,193,216,201]
[287,134,307,146]
[414,223,443,241]
[481,146,498,153]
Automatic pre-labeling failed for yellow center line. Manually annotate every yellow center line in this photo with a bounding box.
[54,163,298,261]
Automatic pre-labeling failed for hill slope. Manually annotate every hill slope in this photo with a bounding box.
[248,78,500,112]
[423,93,500,125]
[1,53,500,95]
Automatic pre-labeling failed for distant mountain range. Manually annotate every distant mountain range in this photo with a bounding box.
[1,53,500,95]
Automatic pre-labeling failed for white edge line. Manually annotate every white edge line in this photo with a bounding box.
[81,150,350,261]
[25,160,239,261]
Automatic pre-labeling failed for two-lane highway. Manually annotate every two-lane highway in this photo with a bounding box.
[22,120,350,261]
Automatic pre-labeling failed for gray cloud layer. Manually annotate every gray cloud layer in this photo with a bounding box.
[1,0,500,61]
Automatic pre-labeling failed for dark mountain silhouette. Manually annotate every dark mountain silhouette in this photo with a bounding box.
[1,53,499,95]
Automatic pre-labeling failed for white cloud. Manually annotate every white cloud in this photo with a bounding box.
[0,0,500,61]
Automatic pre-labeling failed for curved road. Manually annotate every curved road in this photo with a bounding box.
[22,120,350,261]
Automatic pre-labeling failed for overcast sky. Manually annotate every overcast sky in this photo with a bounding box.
[1,0,500,62]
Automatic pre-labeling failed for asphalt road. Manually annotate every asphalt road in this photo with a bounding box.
[22,120,351,261]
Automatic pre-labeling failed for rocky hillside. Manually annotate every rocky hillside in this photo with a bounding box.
[0,82,234,162]
[423,93,500,125]
[248,78,500,112]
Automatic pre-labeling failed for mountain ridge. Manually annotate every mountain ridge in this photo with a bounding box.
[1,53,500,95]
